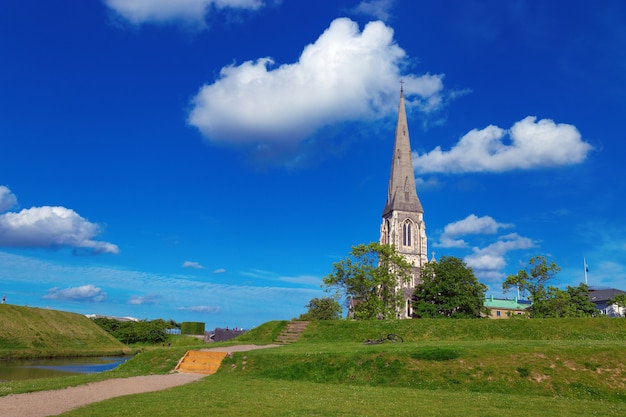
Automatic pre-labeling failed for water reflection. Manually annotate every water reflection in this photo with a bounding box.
[0,356,130,381]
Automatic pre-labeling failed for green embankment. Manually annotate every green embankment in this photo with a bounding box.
[222,318,626,403]
[0,304,130,358]
[3,318,626,416]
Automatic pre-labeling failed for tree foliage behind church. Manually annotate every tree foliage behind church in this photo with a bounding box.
[412,256,488,318]
[502,256,560,303]
[503,256,596,318]
[531,283,597,318]
[323,242,413,320]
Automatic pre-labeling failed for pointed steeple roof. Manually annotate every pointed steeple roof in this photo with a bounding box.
[382,87,423,216]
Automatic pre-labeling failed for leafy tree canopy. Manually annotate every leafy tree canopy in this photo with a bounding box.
[502,256,561,303]
[93,318,177,344]
[323,242,413,320]
[299,297,343,320]
[504,256,597,318]
[531,283,597,318]
[608,293,626,309]
[412,256,488,318]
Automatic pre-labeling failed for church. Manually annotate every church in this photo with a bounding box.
[380,87,428,319]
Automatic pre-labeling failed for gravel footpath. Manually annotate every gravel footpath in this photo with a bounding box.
[0,344,280,417]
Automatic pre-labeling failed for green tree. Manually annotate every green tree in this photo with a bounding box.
[608,293,626,309]
[532,283,597,318]
[93,318,170,344]
[299,297,343,320]
[323,242,413,320]
[504,257,598,318]
[412,256,488,318]
[502,256,561,304]
[566,283,597,317]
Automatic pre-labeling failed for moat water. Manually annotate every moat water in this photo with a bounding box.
[0,356,130,381]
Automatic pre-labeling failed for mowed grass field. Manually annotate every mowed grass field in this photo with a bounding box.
[3,314,626,416]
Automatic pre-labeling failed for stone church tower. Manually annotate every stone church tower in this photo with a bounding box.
[380,87,428,319]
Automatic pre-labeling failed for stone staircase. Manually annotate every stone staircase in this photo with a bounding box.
[275,321,309,344]
[174,350,228,375]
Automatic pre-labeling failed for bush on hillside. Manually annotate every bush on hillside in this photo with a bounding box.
[93,318,178,344]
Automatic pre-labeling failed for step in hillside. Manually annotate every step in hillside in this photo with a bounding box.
[175,350,228,375]
[275,321,309,344]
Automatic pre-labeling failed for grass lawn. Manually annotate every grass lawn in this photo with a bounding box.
[3,318,626,416]
[60,374,626,417]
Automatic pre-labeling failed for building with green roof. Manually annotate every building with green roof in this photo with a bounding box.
[484,295,531,318]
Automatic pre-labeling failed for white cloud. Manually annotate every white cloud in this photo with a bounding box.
[0,186,17,212]
[277,274,323,286]
[188,18,445,146]
[240,269,321,286]
[0,206,118,254]
[178,305,222,313]
[437,214,513,248]
[413,116,594,173]
[213,268,226,274]
[415,176,441,189]
[129,294,160,305]
[43,285,107,302]
[183,260,205,269]
[103,0,263,27]
[464,233,534,281]
[353,0,395,21]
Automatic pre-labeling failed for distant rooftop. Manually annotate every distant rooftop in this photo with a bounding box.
[484,295,531,310]
[588,288,626,303]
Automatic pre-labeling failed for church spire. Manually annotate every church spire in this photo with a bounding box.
[379,85,428,319]
[382,87,423,217]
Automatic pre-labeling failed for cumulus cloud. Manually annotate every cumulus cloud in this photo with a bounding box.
[0,186,17,212]
[0,186,117,254]
[0,205,118,254]
[353,0,395,21]
[178,305,221,313]
[464,233,534,282]
[183,260,205,269]
[103,0,263,27]
[437,214,513,248]
[413,116,593,173]
[188,18,445,146]
[43,284,107,302]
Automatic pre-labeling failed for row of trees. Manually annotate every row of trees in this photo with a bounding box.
[318,242,488,320]
[503,256,596,317]
[305,243,602,320]
[93,317,178,344]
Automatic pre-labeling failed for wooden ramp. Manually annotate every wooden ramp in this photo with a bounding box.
[175,350,228,375]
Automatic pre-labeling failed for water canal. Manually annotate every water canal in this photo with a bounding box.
[0,356,130,381]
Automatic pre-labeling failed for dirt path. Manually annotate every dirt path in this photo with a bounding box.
[0,344,280,417]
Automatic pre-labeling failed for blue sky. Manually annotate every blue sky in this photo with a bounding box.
[1,0,625,329]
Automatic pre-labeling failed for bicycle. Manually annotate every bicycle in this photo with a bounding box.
[363,333,403,344]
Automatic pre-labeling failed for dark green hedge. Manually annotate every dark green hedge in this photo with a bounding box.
[181,322,205,335]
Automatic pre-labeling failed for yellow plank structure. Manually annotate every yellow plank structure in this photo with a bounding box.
[175,350,228,375]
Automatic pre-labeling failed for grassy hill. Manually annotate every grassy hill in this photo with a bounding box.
[0,304,130,358]
[2,318,626,416]
[227,318,626,402]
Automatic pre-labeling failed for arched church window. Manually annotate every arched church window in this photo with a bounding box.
[402,221,412,247]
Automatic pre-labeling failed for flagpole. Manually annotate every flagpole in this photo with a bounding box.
[584,257,588,285]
